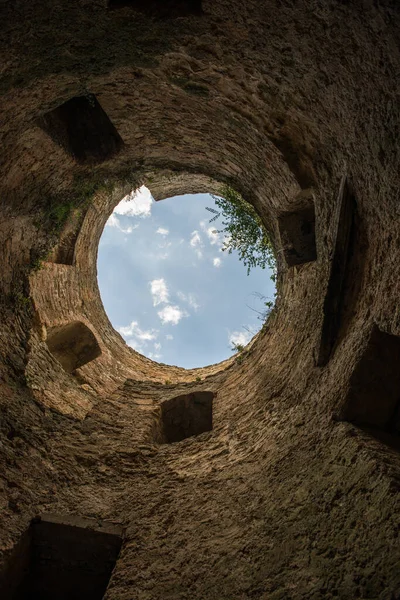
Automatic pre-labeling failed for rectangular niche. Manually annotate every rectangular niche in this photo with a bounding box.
[46,322,102,373]
[0,514,123,600]
[340,325,400,447]
[161,391,214,443]
[278,202,317,267]
[37,94,124,164]
[50,208,83,265]
[317,176,356,366]
[52,230,79,265]
[108,0,202,18]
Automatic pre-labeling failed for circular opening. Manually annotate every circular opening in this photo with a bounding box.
[97,186,276,368]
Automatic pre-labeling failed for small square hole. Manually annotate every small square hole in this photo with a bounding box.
[161,391,213,443]
[46,322,102,373]
[38,95,124,164]
[278,205,317,267]
[0,515,123,600]
[340,325,400,447]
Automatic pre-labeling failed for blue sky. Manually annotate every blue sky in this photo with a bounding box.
[97,187,276,368]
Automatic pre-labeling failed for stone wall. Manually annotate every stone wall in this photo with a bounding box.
[0,1,400,598]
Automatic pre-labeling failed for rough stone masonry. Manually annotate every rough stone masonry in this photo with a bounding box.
[0,1,400,598]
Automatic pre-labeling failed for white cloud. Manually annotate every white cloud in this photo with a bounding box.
[118,321,139,337]
[156,227,169,236]
[200,220,221,246]
[200,220,231,252]
[106,213,121,228]
[150,278,169,306]
[119,321,159,355]
[190,230,202,247]
[127,338,144,352]
[118,321,158,341]
[190,230,203,259]
[213,257,222,268]
[207,228,220,245]
[106,213,138,234]
[177,291,200,311]
[114,185,153,218]
[158,305,188,326]
[229,330,253,348]
[137,329,157,341]
[159,241,172,249]
[148,341,162,360]
[166,334,173,340]
[151,239,172,260]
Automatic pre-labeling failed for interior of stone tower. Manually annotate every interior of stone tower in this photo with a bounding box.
[0,1,400,598]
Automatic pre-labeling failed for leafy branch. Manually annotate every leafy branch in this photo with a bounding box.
[206,186,276,278]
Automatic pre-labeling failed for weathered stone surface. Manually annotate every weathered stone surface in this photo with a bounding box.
[0,1,400,599]
[317,176,356,366]
[278,198,317,267]
[161,391,214,443]
[0,514,122,600]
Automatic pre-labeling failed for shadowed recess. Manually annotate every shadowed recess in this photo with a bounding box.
[37,95,124,164]
[46,322,102,373]
[161,391,214,442]
[0,515,122,600]
[317,176,356,366]
[340,325,400,440]
[278,200,317,267]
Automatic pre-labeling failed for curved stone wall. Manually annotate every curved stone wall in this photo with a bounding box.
[1,1,400,598]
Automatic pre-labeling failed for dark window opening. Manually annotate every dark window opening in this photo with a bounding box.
[161,391,213,443]
[53,230,79,265]
[37,95,124,164]
[46,322,101,373]
[339,325,400,449]
[317,176,356,366]
[0,514,123,600]
[278,204,317,267]
[108,0,202,18]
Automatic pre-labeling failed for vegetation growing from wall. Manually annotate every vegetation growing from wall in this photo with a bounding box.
[40,176,113,235]
[207,186,278,354]
[206,186,276,278]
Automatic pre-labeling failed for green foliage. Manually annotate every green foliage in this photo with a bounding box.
[234,347,249,365]
[195,376,202,382]
[249,292,276,322]
[206,186,276,278]
[40,175,115,235]
[43,199,74,232]
[231,342,245,353]
[30,257,44,272]
[14,292,32,309]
